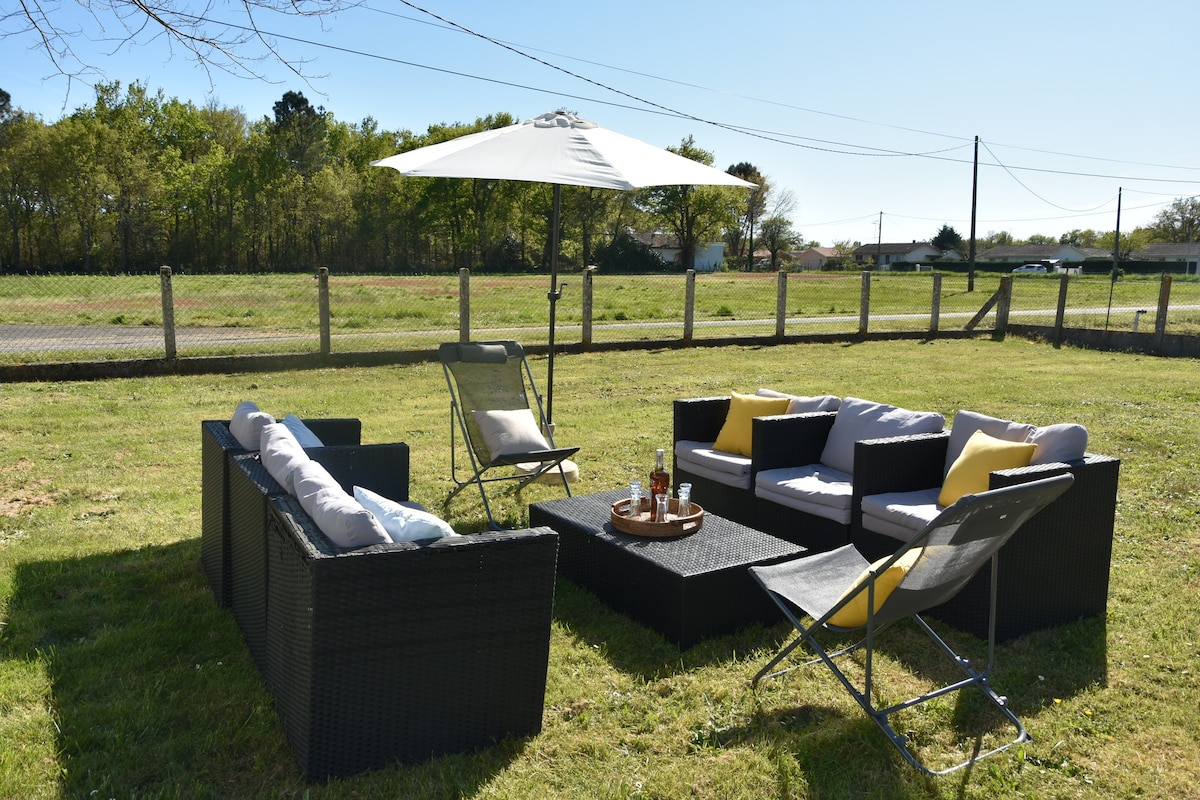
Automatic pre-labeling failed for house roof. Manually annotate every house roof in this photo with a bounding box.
[1136,243,1200,260]
[977,244,1105,261]
[794,247,836,258]
[851,241,936,257]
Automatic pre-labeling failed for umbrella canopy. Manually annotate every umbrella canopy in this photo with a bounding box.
[372,111,756,424]
[370,111,757,191]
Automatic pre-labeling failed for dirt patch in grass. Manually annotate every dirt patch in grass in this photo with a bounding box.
[0,461,55,517]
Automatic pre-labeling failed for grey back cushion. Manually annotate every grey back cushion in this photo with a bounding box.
[819,397,945,474]
[944,410,1037,475]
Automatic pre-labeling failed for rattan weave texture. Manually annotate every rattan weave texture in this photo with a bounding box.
[530,489,803,648]
[201,418,361,608]
[266,495,558,782]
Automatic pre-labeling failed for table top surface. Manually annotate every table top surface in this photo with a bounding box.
[530,489,804,575]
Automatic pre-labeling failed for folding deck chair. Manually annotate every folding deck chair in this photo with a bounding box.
[750,473,1074,775]
[440,340,580,529]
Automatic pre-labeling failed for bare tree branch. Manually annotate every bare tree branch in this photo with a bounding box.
[2,0,355,90]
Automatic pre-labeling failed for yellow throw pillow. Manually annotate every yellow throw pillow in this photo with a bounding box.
[828,547,924,628]
[938,429,1036,507]
[712,392,791,456]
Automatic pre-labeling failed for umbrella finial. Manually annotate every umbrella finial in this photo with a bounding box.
[532,110,597,130]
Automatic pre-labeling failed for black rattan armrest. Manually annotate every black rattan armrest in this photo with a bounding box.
[673,396,731,444]
[751,411,837,473]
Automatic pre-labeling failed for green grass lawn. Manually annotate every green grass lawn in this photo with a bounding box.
[1,338,1197,798]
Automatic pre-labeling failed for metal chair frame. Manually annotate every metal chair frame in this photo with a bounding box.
[441,340,578,528]
[751,474,1074,775]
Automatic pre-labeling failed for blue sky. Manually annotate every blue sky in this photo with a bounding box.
[3,0,1199,247]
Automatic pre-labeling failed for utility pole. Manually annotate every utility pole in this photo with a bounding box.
[875,211,882,269]
[968,135,979,292]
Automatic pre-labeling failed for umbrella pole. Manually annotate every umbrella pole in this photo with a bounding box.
[546,184,562,427]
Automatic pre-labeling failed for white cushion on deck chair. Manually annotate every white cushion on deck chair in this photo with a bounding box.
[472,408,552,458]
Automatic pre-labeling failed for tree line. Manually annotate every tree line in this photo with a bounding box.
[0,83,792,275]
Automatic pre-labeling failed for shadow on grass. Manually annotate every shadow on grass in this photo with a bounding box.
[551,577,792,680]
[718,612,1109,793]
[2,541,528,797]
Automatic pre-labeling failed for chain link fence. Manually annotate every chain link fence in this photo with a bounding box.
[2,269,1197,370]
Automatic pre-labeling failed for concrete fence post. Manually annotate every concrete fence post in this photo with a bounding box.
[994,275,1012,339]
[1155,274,1172,342]
[930,272,942,334]
[684,270,696,343]
[859,271,871,334]
[582,267,595,348]
[1054,273,1070,346]
[159,266,176,359]
[318,267,331,355]
[459,268,470,343]
[776,270,787,339]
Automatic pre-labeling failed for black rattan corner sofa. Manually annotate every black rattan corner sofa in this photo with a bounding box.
[200,419,559,782]
[672,395,1120,641]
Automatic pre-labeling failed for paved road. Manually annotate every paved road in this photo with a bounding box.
[3,304,1193,354]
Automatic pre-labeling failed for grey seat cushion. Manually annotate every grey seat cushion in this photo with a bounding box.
[756,464,854,524]
[675,440,752,489]
[860,488,942,542]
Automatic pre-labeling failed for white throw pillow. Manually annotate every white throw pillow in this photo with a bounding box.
[259,423,309,496]
[230,400,275,451]
[471,408,551,458]
[944,410,1037,475]
[354,486,459,542]
[1028,423,1088,465]
[819,397,945,475]
[281,413,325,448]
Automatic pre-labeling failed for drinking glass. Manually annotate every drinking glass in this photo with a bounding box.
[628,481,643,518]
[677,482,692,517]
[654,492,670,523]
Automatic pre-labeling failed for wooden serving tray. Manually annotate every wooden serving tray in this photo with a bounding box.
[610,498,704,537]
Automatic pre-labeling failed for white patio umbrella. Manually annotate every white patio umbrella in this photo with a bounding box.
[371,110,756,424]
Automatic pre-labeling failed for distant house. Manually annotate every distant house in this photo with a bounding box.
[1135,243,1200,263]
[976,245,1099,264]
[792,247,837,271]
[851,241,943,269]
[634,233,726,272]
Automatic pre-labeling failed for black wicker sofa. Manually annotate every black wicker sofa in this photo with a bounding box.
[200,418,560,782]
[673,395,1120,641]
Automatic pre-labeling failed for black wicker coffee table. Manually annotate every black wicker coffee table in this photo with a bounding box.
[529,489,805,648]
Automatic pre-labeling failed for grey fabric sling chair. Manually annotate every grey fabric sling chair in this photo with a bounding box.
[749,473,1074,775]
[440,340,579,529]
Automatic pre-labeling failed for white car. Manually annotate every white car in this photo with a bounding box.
[1013,264,1048,274]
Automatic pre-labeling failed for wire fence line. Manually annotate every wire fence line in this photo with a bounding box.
[1,269,1197,371]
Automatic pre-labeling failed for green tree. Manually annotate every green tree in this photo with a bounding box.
[931,224,965,253]
[640,136,738,270]
[757,216,800,268]
[724,162,767,270]
[1059,229,1101,248]
[1147,197,1200,243]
